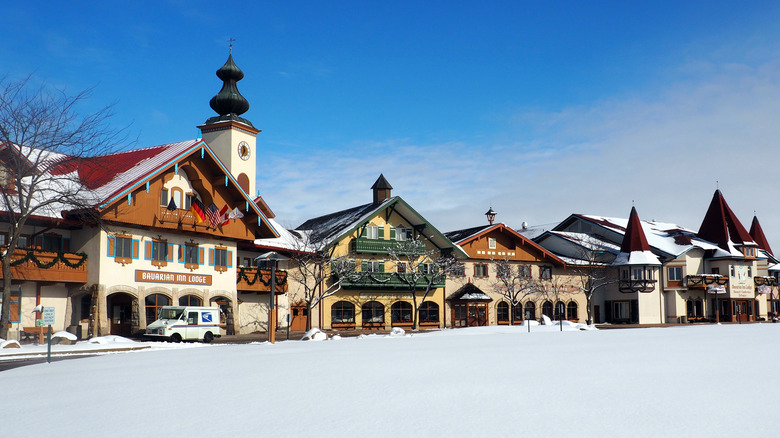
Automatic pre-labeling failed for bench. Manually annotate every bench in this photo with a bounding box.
[22,326,48,344]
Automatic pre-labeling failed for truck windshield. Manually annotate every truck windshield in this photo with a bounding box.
[158,308,184,320]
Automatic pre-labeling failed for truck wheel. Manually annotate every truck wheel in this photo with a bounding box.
[203,332,214,344]
[170,333,182,343]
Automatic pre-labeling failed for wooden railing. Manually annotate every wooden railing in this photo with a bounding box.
[236,267,288,293]
[0,247,88,283]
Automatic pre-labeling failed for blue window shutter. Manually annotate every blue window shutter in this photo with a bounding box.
[107,236,116,257]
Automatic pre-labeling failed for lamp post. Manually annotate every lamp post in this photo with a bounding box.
[256,252,288,344]
[485,207,497,225]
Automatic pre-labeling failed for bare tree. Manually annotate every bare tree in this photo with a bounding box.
[284,231,362,330]
[0,76,126,339]
[490,258,540,325]
[386,237,457,330]
[564,235,619,325]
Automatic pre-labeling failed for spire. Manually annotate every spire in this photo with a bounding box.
[205,52,253,127]
[371,174,392,205]
[697,190,754,251]
[749,215,773,256]
[614,206,660,266]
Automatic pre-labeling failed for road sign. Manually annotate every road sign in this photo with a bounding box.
[42,307,55,326]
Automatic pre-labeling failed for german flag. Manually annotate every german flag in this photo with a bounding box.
[190,198,206,223]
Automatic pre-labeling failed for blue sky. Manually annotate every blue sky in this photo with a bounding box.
[3,1,780,249]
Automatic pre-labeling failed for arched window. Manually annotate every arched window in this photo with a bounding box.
[362,301,384,324]
[555,301,565,319]
[496,302,510,324]
[542,301,554,318]
[145,293,171,323]
[331,301,355,324]
[171,188,184,210]
[390,301,413,324]
[512,303,524,322]
[419,301,439,323]
[524,301,536,320]
[567,302,578,320]
[179,295,202,306]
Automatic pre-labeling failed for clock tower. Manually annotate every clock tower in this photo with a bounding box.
[198,51,258,197]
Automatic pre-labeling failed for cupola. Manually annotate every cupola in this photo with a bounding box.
[372,174,392,205]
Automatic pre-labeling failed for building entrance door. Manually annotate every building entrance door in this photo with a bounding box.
[733,300,751,322]
[467,303,487,326]
[107,293,133,336]
[290,304,308,331]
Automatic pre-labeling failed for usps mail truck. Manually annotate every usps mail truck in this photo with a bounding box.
[145,306,221,343]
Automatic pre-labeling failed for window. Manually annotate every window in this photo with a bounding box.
[116,236,133,259]
[171,188,183,210]
[396,262,407,273]
[396,227,411,241]
[488,237,496,249]
[150,240,169,266]
[497,302,509,323]
[542,301,554,318]
[145,293,171,324]
[453,303,467,327]
[43,234,63,252]
[567,302,578,320]
[364,260,384,273]
[179,295,202,306]
[160,189,168,206]
[391,301,413,324]
[712,268,720,275]
[331,301,355,324]
[631,268,651,280]
[613,301,629,320]
[419,301,439,323]
[213,247,229,272]
[474,263,489,277]
[518,265,531,278]
[419,263,438,275]
[0,233,6,246]
[364,225,381,240]
[668,266,682,282]
[183,244,201,268]
[512,303,524,322]
[686,299,703,318]
[540,266,552,280]
[18,235,29,248]
[361,301,385,325]
[450,264,465,277]
[524,301,536,320]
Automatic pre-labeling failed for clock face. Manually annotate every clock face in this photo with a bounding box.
[237,141,251,161]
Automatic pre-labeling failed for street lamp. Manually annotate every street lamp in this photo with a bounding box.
[255,252,288,344]
[485,207,497,225]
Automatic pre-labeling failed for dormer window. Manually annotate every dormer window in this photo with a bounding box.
[743,247,755,257]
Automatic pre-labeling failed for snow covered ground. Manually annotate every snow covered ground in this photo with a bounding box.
[2,323,779,437]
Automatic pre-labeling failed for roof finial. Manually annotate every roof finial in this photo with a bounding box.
[229,37,236,54]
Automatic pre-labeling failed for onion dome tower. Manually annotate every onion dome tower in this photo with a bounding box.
[198,50,259,197]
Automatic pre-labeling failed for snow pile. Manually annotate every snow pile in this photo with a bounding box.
[389,327,406,337]
[1,339,21,349]
[331,334,342,340]
[88,335,136,345]
[52,331,78,341]
[301,328,327,341]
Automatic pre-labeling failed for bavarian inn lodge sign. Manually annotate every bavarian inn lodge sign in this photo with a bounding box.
[135,270,213,286]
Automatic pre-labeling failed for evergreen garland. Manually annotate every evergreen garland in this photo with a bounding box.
[237,266,287,287]
[1,249,88,269]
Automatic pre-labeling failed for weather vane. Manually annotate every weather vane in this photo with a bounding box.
[228,37,236,54]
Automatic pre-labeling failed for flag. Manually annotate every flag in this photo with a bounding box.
[219,205,230,226]
[166,198,177,211]
[206,203,220,228]
[228,207,244,220]
[190,198,206,223]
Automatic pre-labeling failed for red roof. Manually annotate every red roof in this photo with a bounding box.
[620,206,653,254]
[697,190,755,251]
[749,216,773,256]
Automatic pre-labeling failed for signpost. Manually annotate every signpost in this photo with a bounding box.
[41,307,54,363]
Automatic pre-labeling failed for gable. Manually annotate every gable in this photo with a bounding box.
[456,224,565,266]
[95,141,277,241]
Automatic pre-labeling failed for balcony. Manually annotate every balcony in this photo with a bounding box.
[236,267,288,293]
[619,279,657,293]
[686,274,728,288]
[352,238,426,255]
[0,247,88,283]
[340,272,445,290]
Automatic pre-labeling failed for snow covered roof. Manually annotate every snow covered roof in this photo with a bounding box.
[444,224,493,243]
[445,222,565,266]
[447,282,493,301]
[613,207,661,266]
[697,190,756,255]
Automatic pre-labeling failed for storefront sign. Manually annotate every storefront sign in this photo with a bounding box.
[135,270,212,286]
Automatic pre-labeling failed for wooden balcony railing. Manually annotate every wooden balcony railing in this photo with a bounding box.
[0,247,88,283]
[339,272,445,290]
[236,267,288,293]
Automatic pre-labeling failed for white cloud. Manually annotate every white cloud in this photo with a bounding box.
[258,55,780,251]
